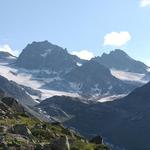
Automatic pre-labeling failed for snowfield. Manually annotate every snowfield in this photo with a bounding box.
[111,69,148,83]
[97,94,127,103]
[0,63,80,100]
[0,63,43,89]
[1,62,147,103]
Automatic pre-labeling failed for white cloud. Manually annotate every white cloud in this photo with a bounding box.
[71,50,94,60]
[0,44,19,56]
[140,0,150,7]
[104,31,131,47]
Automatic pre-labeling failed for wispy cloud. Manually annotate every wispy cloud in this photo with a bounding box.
[103,31,131,47]
[72,50,94,60]
[140,0,150,7]
[0,44,19,56]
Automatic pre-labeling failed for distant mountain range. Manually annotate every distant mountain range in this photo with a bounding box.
[14,41,150,99]
[0,41,149,102]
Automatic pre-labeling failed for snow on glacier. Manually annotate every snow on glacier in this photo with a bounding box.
[111,69,147,83]
[0,63,80,100]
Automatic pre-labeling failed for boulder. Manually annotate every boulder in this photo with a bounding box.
[11,124,31,137]
[0,102,8,112]
[50,136,70,150]
[0,143,8,150]
[51,121,62,126]
[0,110,6,116]
[0,126,7,133]
[90,135,103,144]
[1,97,25,113]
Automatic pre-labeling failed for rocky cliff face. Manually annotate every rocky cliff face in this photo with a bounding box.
[16,41,84,73]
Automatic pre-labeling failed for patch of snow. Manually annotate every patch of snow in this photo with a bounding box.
[43,70,57,75]
[0,63,80,101]
[98,94,127,103]
[7,55,16,59]
[25,91,40,103]
[42,77,62,84]
[69,82,81,92]
[39,89,80,100]
[0,63,44,89]
[111,69,147,83]
[108,85,113,90]
[147,67,150,72]
[32,98,40,103]
[91,84,102,94]
[76,62,82,67]
[41,49,52,57]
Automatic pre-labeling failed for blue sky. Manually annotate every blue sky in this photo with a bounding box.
[0,0,150,64]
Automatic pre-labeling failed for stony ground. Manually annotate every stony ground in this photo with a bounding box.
[0,96,109,150]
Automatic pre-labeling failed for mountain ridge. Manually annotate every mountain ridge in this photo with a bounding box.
[16,40,85,72]
[93,49,148,74]
[37,81,150,150]
[13,42,138,100]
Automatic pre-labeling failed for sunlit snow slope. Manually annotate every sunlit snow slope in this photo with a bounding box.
[0,63,80,100]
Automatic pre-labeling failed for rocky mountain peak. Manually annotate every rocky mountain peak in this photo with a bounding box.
[93,49,148,73]
[16,41,81,72]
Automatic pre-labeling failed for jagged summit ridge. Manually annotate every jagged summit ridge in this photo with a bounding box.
[93,49,148,73]
[16,40,84,72]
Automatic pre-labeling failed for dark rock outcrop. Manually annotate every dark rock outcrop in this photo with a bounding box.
[90,135,103,144]
[1,97,25,113]
[0,89,5,99]
[50,136,70,150]
[11,124,31,137]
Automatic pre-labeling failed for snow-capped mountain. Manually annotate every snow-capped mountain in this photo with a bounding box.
[92,49,150,85]
[110,69,147,86]
[13,41,136,100]
[0,41,146,102]
[0,62,80,101]
[64,60,135,98]
[93,49,148,73]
